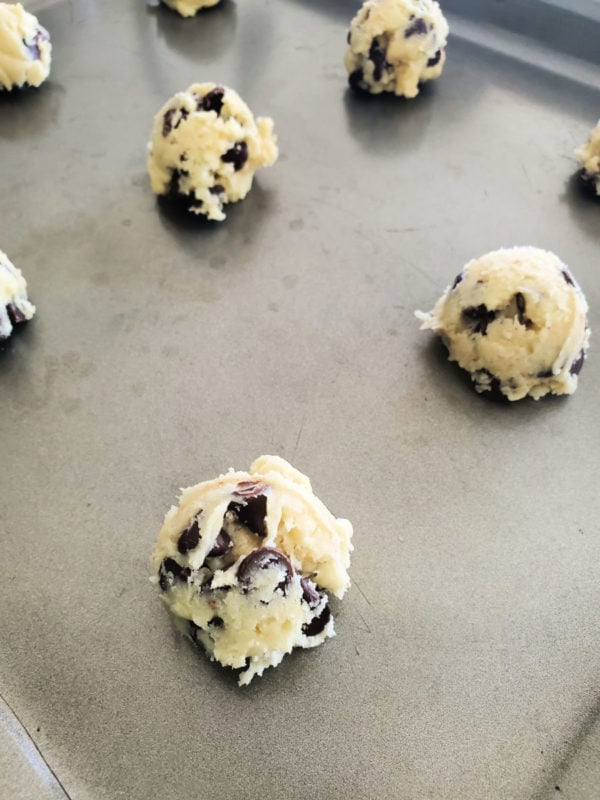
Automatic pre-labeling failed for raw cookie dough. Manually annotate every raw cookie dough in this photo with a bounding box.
[416,247,590,401]
[344,0,448,97]
[152,455,353,686]
[575,120,600,197]
[0,250,35,339]
[0,3,51,90]
[147,83,278,221]
[161,0,221,17]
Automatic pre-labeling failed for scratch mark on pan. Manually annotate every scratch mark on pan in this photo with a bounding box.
[354,580,373,607]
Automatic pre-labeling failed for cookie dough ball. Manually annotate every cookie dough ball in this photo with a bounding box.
[416,247,590,401]
[161,0,221,16]
[0,250,35,340]
[152,455,353,685]
[344,0,448,98]
[0,3,51,91]
[575,120,600,197]
[147,83,278,221]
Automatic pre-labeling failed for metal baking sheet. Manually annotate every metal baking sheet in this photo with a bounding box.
[1,1,599,798]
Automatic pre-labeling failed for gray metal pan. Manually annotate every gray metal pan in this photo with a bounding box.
[1,1,599,798]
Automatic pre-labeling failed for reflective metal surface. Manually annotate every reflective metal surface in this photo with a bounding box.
[1,1,599,798]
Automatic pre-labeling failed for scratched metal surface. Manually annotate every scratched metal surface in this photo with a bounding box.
[1,1,599,798]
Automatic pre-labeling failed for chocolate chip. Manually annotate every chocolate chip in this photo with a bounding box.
[162,107,188,137]
[570,350,585,376]
[451,272,464,290]
[6,304,27,325]
[302,604,331,637]
[561,269,575,287]
[178,517,200,554]
[200,87,225,115]
[159,557,191,591]
[221,141,248,172]
[405,18,428,37]
[167,169,186,197]
[208,529,232,558]
[22,26,49,60]
[427,49,442,67]
[208,616,224,628]
[515,292,532,328]
[228,489,268,538]
[348,68,366,93]
[537,368,553,378]
[209,184,225,195]
[233,481,267,499]
[237,547,293,593]
[462,304,497,335]
[300,577,321,609]
[369,39,387,82]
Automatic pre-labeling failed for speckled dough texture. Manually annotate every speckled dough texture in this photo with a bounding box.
[152,456,353,686]
[344,0,448,97]
[575,120,600,196]
[161,0,221,17]
[0,250,35,339]
[0,2,51,90]
[147,83,278,221]
[416,247,590,401]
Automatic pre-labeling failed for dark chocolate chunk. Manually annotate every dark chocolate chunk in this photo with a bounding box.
[237,547,293,594]
[200,87,225,115]
[570,350,585,376]
[22,26,49,61]
[221,141,248,172]
[475,369,508,402]
[561,269,575,287]
[207,529,233,558]
[302,604,331,637]
[405,18,428,38]
[209,184,225,195]
[208,616,224,628]
[228,490,268,538]
[515,292,532,328]
[300,577,321,609]
[167,168,186,197]
[159,557,191,591]
[369,39,387,82]
[537,368,553,378]
[162,107,188,137]
[462,304,497,335]
[451,272,464,290]
[427,49,442,67]
[177,517,200,554]
[348,68,366,93]
[6,304,27,325]
[233,481,268,499]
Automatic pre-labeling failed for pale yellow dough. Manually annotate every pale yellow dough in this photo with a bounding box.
[0,3,51,90]
[161,0,221,16]
[344,0,448,98]
[575,120,600,196]
[152,456,353,685]
[416,247,590,401]
[0,249,35,339]
[147,83,278,221]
